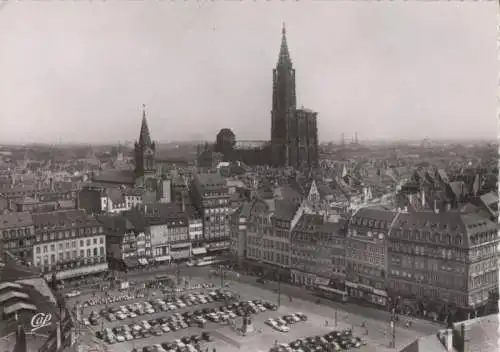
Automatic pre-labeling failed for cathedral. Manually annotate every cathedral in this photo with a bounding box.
[214,24,320,169]
[271,24,319,169]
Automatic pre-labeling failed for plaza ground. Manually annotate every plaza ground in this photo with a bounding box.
[65,265,443,352]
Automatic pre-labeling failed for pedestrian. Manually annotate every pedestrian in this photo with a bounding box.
[325,320,328,327]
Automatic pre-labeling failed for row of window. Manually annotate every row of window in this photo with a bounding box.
[35,227,102,242]
[2,239,32,249]
[0,227,33,239]
[348,241,385,255]
[38,256,106,273]
[35,247,105,265]
[348,275,384,290]
[470,270,498,289]
[35,237,105,254]
[351,217,389,229]
[345,252,384,266]
[392,229,464,246]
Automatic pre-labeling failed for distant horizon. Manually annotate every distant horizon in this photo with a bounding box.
[0,136,497,148]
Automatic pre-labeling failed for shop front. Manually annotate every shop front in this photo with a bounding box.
[291,270,317,288]
[206,240,230,253]
[170,243,191,261]
[154,255,171,264]
[345,281,387,306]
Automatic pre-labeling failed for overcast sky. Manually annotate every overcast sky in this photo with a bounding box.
[0,1,496,144]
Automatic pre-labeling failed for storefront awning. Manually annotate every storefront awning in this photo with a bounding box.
[315,277,330,286]
[154,256,171,262]
[192,247,207,255]
[171,243,190,250]
[124,258,138,269]
[317,285,347,296]
[171,250,190,259]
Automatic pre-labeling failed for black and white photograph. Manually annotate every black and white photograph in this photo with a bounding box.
[0,1,498,352]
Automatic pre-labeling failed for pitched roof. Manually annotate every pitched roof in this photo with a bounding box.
[353,208,398,223]
[479,191,498,207]
[0,212,33,230]
[0,258,41,283]
[273,199,299,220]
[97,214,135,234]
[194,172,226,189]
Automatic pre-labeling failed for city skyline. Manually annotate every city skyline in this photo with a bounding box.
[0,1,497,144]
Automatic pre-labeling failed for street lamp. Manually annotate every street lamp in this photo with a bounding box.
[220,265,224,288]
[275,269,281,307]
[389,307,396,348]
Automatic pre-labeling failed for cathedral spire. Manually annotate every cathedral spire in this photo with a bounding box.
[278,22,292,67]
[139,104,152,146]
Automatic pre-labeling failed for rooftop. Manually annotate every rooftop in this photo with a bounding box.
[194,172,226,189]
[400,314,499,352]
[0,212,33,230]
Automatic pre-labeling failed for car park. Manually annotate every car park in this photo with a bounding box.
[269,328,366,352]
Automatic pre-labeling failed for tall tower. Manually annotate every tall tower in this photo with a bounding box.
[271,23,296,167]
[134,105,156,184]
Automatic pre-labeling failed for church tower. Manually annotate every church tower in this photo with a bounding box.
[271,23,296,167]
[134,105,156,185]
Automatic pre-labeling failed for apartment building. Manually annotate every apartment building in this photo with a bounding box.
[123,210,152,264]
[346,208,398,307]
[99,214,139,271]
[315,220,347,296]
[388,211,499,321]
[0,212,35,261]
[245,198,305,278]
[31,210,108,281]
[290,213,324,287]
[191,172,231,254]
[187,208,205,258]
[229,202,250,265]
[143,203,191,263]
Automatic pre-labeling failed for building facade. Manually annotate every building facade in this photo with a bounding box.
[0,212,35,262]
[346,208,397,307]
[188,212,205,258]
[290,213,324,287]
[388,211,499,321]
[314,220,347,297]
[99,214,139,271]
[191,173,231,254]
[229,203,250,265]
[31,210,108,281]
[144,204,190,263]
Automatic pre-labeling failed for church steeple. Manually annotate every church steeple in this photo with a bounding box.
[139,104,152,147]
[278,22,292,67]
[271,23,296,167]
